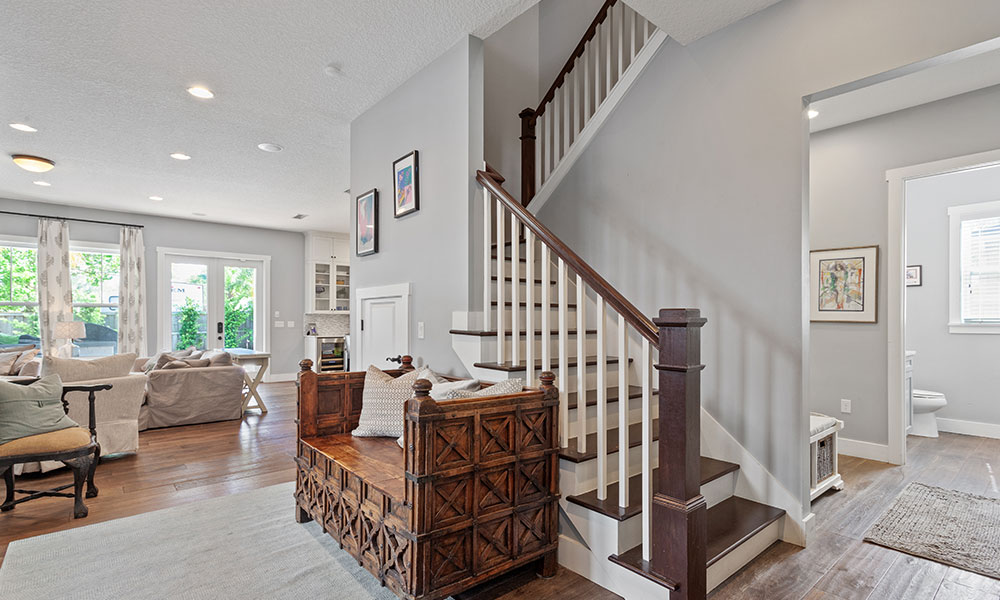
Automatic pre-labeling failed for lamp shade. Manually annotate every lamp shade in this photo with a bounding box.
[54,321,87,340]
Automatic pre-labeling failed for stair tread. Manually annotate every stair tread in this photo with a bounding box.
[491,276,557,285]
[473,356,629,372]
[450,328,597,337]
[566,457,740,521]
[490,301,577,309]
[560,418,660,463]
[608,497,785,589]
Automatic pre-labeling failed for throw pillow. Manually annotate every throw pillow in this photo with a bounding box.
[161,360,190,370]
[12,348,39,375]
[0,352,18,376]
[40,353,137,383]
[416,368,481,400]
[441,378,524,399]
[143,347,198,373]
[352,365,422,438]
[202,350,234,366]
[0,375,78,446]
[184,358,211,368]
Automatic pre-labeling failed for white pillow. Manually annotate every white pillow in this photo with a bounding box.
[415,367,481,399]
[353,365,421,438]
[440,378,524,399]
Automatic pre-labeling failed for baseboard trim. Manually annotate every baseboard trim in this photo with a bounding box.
[265,372,297,383]
[838,437,890,462]
[936,417,1000,440]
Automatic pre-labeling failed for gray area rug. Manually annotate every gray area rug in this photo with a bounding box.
[864,482,1000,580]
[0,482,406,599]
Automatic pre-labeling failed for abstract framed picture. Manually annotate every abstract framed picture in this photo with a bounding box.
[810,245,879,323]
[356,189,378,257]
[392,150,419,218]
[905,265,922,287]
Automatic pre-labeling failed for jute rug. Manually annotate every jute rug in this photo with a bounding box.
[864,482,1000,580]
[0,482,419,599]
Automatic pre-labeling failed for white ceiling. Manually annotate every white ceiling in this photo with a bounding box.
[1,0,780,233]
[810,46,1000,133]
[0,0,538,232]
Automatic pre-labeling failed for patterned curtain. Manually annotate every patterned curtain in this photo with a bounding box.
[117,226,147,355]
[37,218,73,356]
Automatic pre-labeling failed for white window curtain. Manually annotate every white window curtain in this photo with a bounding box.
[118,226,147,355]
[37,218,73,356]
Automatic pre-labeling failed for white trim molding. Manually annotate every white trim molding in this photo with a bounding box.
[937,417,1000,440]
[837,437,891,463]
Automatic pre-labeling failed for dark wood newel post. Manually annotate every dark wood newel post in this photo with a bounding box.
[652,308,708,600]
[519,108,537,207]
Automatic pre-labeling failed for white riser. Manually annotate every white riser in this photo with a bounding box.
[560,442,655,496]
[568,399,657,430]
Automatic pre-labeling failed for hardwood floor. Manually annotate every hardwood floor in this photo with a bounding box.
[3,386,998,599]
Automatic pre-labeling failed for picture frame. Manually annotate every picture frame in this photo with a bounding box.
[392,150,419,218]
[905,265,922,287]
[356,189,378,257]
[809,245,879,323]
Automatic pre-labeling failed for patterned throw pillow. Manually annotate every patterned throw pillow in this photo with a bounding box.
[440,378,524,399]
[352,366,422,438]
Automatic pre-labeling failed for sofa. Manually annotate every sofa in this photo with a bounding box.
[134,351,245,429]
[23,353,147,473]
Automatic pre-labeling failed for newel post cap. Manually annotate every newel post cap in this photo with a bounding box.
[412,379,433,397]
[653,308,707,328]
[299,359,313,371]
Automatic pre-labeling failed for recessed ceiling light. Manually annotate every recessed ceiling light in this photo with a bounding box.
[9,123,37,133]
[324,63,343,77]
[11,154,55,172]
[807,109,819,119]
[170,153,191,161]
[149,195,164,201]
[187,86,214,99]
[33,180,51,187]
[257,142,283,153]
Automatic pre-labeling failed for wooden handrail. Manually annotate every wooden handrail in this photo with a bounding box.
[535,0,617,116]
[478,169,657,344]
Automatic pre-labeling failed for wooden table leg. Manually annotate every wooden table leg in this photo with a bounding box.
[240,358,269,414]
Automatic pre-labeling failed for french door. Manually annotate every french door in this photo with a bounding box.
[159,251,266,352]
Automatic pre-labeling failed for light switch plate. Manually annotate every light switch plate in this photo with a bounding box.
[417,321,425,339]
[287,320,295,328]
[274,310,280,318]
[840,399,852,414]
[274,321,285,328]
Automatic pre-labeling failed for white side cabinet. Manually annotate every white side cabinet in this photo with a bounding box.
[305,231,350,314]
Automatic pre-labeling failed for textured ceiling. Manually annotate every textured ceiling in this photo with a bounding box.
[624,0,784,46]
[0,0,537,232]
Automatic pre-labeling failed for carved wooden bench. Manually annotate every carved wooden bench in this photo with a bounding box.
[294,360,560,600]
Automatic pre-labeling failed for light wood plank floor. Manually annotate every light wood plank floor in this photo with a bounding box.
[3,384,998,599]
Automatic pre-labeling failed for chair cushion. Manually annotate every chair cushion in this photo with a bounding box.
[0,375,79,445]
[41,353,137,383]
[0,427,91,457]
[352,366,421,438]
[809,413,840,436]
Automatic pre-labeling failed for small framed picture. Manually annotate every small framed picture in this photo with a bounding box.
[356,189,378,256]
[810,245,879,323]
[392,150,419,218]
[905,265,922,287]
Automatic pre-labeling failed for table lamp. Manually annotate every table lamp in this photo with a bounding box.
[54,321,87,358]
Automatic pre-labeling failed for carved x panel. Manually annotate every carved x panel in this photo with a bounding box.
[359,509,382,569]
[477,466,513,516]
[514,506,548,556]
[475,516,513,572]
[341,496,360,554]
[431,478,471,526]
[429,532,471,588]
[381,526,411,590]
[479,414,514,462]
[432,419,473,472]
[516,458,549,505]
[517,409,550,453]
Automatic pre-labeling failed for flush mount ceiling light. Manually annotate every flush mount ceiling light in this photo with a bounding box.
[12,154,55,172]
[170,152,191,161]
[807,109,819,119]
[33,180,51,187]
[9,123,37,132]
[149,195,164,201]
[257,142,283,153]
[187,86,214,99]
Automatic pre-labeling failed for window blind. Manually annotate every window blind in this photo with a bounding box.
[961,215,1000,323]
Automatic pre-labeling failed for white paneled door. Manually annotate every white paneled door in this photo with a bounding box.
[357,284,410,371]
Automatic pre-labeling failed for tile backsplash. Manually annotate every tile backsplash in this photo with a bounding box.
[304,313,350,337]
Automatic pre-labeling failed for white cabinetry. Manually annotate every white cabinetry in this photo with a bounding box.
[305,231,350,314]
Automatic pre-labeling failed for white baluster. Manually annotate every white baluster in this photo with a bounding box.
[511,213,520,367]
[645,15,653,42]
[553,87,561,165]
[543,108,552,182]
[483,186,491,329]
[595,20,603,105]
[618,314,629,508]
[573,62,581,140]
[576,275,587,454]
[535,113,543,191]
[605,8,613,99]
[616,1,625,83]
[563,70,571,154]
[541,245,550,372]
[630,5,638,61]
[496,200,505,364]
[558,258,569,449]
[583,41,591,122]
[641,336,652,562]
[596,296,607,500]
[525,231,535,386]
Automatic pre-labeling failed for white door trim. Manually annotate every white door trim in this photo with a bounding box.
[354,283,411,369]
[885,147,1000,465]
[155,247,271,355]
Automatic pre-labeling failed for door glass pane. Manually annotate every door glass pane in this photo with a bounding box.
[170,262,208,350]
[224,265,256,350]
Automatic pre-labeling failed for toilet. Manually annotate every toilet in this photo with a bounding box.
[911,389,948,438]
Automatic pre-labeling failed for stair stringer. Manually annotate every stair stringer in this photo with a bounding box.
[701,407,812,546]
[527,29,669,216]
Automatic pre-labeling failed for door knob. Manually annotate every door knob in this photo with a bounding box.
[386,355,402,364]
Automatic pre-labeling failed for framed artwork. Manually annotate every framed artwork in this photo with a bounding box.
[356,189,378,256]
[392,150,419,218]
[810,245,879,323]
[905,265,922,287]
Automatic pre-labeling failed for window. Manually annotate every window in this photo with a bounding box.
[948,201,1000,333]
[0,238,120,355]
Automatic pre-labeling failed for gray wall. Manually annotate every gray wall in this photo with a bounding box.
[810,85,1000,445]
[349,36,484,377]
[538,0,605,96]
[0,197,305,375]
[905,163,1000,428]
[535,0,1000,510]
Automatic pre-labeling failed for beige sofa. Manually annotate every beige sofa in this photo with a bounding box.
[133,355,244,429]
[22,353,147,473]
